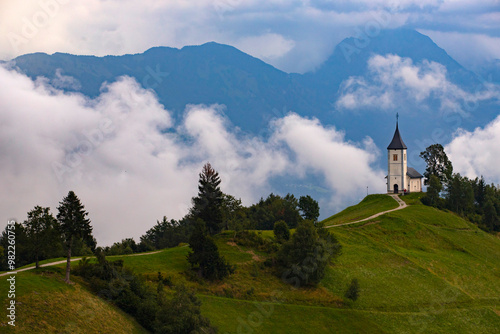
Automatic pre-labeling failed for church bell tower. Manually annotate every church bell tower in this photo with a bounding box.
[387,114,407,194]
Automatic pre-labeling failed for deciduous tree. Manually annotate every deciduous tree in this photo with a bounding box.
[419,144,453,185]
[23,206,59,269]
[299,195,320,222]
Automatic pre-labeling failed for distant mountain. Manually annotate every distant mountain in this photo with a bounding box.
[10,42,316,133]
[7,29,498,165]
[304,29,479,90]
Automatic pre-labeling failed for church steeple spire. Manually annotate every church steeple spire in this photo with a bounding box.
[387,114,407,150]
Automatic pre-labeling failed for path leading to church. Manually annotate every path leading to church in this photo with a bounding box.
[326,194,407,229]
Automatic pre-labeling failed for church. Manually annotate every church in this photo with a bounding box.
[386,118,423,194]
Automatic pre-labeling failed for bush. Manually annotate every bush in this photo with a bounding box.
[345,278,360,301]
[234,230,278,253]
[277,220,341,287]
[273,220,290,243]
[154,285,217,334]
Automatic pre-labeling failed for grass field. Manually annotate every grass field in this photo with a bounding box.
[2,192,500,333]
[0,267,148,333]
[322,194,399,226]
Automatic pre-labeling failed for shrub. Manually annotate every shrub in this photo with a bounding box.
[273,220,290,243]
[345,278,360,301]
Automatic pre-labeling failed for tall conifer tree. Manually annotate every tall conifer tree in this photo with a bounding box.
[57,191,93,283]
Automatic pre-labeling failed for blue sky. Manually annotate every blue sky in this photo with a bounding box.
[1,0,499,72]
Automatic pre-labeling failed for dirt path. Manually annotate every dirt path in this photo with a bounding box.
[326,194,407,229]
[0,250,163,277]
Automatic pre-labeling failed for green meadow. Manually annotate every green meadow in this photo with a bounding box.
[2,193,500,333]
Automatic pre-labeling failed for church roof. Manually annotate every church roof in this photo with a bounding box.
[407,167,423,178]
[387,123,407,150]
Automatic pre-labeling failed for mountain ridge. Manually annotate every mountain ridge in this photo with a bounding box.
[4,28,499,173]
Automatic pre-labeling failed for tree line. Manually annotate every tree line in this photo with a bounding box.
[0,191,94,283]
[420,144,500,232]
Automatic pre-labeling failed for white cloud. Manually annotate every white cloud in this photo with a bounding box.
[446,115,500,184]
[0,66,385,245]
[271,114,385,207]
[420,30,500,69]
[336,54,500,114]
[235,33,295,61]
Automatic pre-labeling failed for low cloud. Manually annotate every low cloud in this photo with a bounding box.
[336,54,500,114]
[0,66,385,245]
[446,115,500,184]
[235,33,296,61]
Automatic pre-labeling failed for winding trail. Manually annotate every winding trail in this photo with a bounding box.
[326,194,407,229]
[0,250,163,277]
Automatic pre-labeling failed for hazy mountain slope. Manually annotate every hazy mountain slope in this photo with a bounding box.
[6,28,498,171]
[10,43,316,132]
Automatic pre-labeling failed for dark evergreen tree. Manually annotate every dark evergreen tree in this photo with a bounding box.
[420,144,453,185]
[187,219,234,281]
[57,191,93,283]
[483,199,500,232]
[273,220,290,243]
[473,176,487,210]
[23,206,60,268]
[191,163,224,235]
[0,222,29,270]
[421,174,443,208]
[446,174,474,216]
[299,195,320,222]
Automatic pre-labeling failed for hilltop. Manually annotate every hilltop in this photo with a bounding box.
[2,193,500,333]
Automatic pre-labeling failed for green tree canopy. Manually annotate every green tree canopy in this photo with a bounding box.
[23,206,60,268]
[277,220,341,287]
[154,285,217,334]
[299,195,320,222]
[419,144,453,185]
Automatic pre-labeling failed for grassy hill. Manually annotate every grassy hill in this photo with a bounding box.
[322,194,399,226]
[2,193,500,333]
[0,267,148,333]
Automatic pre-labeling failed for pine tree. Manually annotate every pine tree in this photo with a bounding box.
[57,191,93,283]
[483,199,500,232]
[191,163,224,235]
[187,219,234,281]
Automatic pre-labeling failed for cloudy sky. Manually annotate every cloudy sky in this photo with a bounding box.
[1,0,500,72]
[1,0,500,245]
